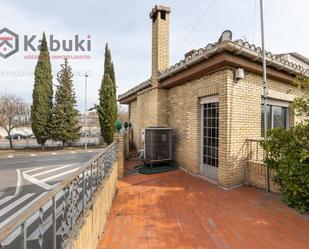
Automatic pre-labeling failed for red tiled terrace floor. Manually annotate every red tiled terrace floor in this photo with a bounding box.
[98,168,309,249]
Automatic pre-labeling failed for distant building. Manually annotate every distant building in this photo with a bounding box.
[78,111,101,135]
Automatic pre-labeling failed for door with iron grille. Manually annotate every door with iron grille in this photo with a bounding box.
[200,98,219,181]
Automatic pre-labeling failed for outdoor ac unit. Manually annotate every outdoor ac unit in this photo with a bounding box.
[144,127,173,162]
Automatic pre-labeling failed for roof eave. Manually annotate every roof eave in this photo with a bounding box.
[159,41,309,81]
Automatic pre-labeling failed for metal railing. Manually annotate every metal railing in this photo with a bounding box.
[0,142,117,249]
[246,139,264,163]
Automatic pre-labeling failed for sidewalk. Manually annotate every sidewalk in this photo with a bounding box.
[0,147,104,158]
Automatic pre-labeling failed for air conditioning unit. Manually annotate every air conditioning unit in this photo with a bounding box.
[144,127,173,163]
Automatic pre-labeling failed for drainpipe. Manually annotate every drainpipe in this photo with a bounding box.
[260,0,269,192]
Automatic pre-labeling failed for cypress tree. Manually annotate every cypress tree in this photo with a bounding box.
[110,62,117,122]
[49,59,80,147]
[31,32,53,149]
[98,44,117,144]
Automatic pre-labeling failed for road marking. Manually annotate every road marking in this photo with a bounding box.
[27,204,64,241]
[24,167,45,174]
[32,164,75,177]
[2,191,63,245]
[7,155,13,158]
[23,173,53,190]
[69,151,76,154]
[0,193,45,229]
[15,169,22,196]
[30,154,36,157]
[0,193,35,217]
[51,152,57,155]
[0,195,15,207]
[41,167,79,182]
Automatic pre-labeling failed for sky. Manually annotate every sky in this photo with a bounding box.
[1,0,308,110]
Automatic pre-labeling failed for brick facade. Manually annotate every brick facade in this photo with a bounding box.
[122,5,305,189]
[128,68,302,188]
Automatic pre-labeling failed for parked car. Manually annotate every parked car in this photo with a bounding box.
[5,134,28,140]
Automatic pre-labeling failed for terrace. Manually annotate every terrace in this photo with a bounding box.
[98,161,309,249]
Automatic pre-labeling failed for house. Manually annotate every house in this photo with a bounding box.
[118,5,309,189]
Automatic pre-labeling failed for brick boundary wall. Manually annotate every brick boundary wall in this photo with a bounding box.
[70,161,118,249]
[246,161,280,192]
[114,133,125,179]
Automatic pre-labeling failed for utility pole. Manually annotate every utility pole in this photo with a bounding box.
[84,74,88,151]
[260,0,269,192]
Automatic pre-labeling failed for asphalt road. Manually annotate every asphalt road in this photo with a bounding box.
[0,150,101,248]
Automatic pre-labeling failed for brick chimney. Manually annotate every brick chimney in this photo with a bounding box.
[150,5,171,86]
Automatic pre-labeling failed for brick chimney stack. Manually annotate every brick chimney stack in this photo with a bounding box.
[150,5,171,86]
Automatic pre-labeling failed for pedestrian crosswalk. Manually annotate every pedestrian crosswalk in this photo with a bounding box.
[0,188,80,246]
[0,191,54,246]
[0,163,81,246]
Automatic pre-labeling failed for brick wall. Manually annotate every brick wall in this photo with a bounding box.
[129,101,138,149]
[151,9,170,84]
[167,70,224,174]
[71,161,118,249]
[246,161,279,192]
[128,68,302,188]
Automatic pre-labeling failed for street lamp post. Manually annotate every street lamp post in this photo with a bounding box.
[260,0,269,192]
[84,74,88,151]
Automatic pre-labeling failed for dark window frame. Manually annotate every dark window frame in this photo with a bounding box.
[261,103,289,136]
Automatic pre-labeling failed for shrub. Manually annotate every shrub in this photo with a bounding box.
[261,122,309,213]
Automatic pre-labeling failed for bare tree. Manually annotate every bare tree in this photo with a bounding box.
[118,104,128,122]
[0,95,30,149]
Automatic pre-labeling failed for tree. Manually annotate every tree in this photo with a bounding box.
[31,32,53,149]
[110,62,118,123]
[0,95,30,149]
[294,75,309,117]
[49,59,80,148]
[261,75,309,212]
[98,44,117,144]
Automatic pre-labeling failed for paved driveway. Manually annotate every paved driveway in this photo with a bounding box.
[98,169,309,249]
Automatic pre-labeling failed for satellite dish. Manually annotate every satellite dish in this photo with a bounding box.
[219,30,232,43]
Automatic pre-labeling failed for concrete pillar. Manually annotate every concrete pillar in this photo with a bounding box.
[114,133,125,179]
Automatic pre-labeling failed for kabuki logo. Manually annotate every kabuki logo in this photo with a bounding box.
[0,28,92,59]
[0,28,19,59]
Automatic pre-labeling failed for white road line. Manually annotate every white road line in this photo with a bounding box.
[15,169,22,196]
[23,173,53,190]
[2,191,63,245]
[27,204,63,241]
[32,164,75,177]
[7,155,13,158]
[24,167,44,174]
[0,193,35,217]
[0,195,15,207]
[0,193,45,229]
[30,154,36,157]
[41,168,79,182]
[69,151,76,154]
[51,152,57,155]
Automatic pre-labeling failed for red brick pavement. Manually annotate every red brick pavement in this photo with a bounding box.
[98,169,309,249]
